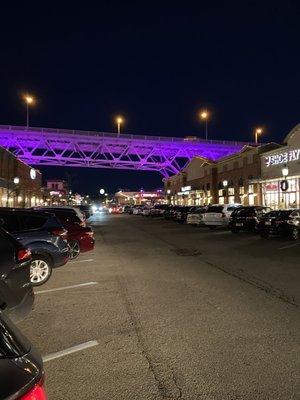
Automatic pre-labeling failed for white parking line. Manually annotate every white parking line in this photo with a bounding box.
[69,258,94,264]
[43,340,99,363]
[35,281,98,294]
[278,243,300,250]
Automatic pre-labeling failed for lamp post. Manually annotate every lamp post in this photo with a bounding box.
[255,127,263,145]
[24,95,34,127]
[200,110,209,140]
[116,116,123,136]
[223,180,228,204]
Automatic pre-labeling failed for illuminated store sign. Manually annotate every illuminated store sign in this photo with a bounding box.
[265,149,300,167]
[181,186,191,192]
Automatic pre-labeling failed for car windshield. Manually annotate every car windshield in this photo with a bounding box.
[206,206,223,213]
[265,210,291,219]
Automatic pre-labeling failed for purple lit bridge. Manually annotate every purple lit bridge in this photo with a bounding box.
[0,125,252,177]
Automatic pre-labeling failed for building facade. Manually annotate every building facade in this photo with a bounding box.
[164,144,280,206]
[257,124,300,209]
[0,146,43,207]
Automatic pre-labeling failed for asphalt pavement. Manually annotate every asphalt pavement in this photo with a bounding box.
[18,213,300,400]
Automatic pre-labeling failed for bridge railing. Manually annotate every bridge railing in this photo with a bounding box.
[0,125,254,146]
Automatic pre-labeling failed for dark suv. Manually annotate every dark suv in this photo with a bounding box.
[0,227,33,323]
[258,209,300,240]
[0,311,47,399]
[0,208,70,286]
[229,206,272,233]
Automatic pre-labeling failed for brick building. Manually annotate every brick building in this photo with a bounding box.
[164,143,279,206]
[0,146,43,207]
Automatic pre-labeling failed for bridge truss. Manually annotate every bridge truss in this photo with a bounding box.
[0,125,251,177]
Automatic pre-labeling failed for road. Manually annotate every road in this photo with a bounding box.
[19,213,300,400]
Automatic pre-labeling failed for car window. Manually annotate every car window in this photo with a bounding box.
[0,214,22,233]
[22,215,47,230]
[206,206,223,213]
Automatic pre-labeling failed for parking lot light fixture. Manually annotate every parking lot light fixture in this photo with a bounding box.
[24,95,35,127]
[167,189,171,194]
[13,177,20,184]
[255,127,263,144]
[223,180,228,188]
[99,188,105,195]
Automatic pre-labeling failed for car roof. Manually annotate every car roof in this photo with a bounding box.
[0,208,54,218]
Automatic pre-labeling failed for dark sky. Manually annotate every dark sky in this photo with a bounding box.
[1,1,299,194]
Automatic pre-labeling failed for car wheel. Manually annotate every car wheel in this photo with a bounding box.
[260,232,269,239]
[69,240,81,259]
[231,228,239,233]
[291,228,299,240]
[30,256,52,286]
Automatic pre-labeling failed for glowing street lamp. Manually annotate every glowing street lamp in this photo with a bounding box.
[116,116,123,136]
[200,110,209,140]
[282,165,289,178]
[255,127,263,145]
[13,177,20,185]
[24,95,34,127]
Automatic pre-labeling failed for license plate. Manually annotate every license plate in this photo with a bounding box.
[235,223,243,226]
[265,221,271,225]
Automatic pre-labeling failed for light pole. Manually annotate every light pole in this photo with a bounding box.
[200,110,209,140]
[255,127,263,145]
[24,95,34,127]
[116,116,123,136]
[223,180,228,204]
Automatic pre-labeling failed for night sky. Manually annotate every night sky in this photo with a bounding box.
[1,1,299,194]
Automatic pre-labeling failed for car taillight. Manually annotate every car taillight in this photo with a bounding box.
[19,380,47,399]
[17,249,31,262]
[51,228,68,239]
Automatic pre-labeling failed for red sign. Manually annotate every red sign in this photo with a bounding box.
[265,183,278,191]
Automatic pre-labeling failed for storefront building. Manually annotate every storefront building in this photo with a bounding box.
[164,144,279,206]
[257,124,300,209]
[0,146,43,207]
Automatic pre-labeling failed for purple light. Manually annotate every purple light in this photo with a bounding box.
[0,125,252,177]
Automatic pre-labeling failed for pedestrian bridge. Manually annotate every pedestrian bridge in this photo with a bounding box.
[0,125,252,177]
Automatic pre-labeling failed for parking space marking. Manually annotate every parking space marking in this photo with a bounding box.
[43,340,99,363]
[278,243,300,250]
[69,258,94,264]
[35,281,98,294]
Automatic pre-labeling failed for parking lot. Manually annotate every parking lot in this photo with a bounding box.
[19,213,300,400]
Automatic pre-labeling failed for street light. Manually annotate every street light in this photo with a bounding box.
[255,127,263,145]
[116,116,123,136]
[99,188,105,195]
[223,180,228,187]
[13,177,20,185]
[200,110,209,140]
[167,189,171,194]
[24,95,34,127]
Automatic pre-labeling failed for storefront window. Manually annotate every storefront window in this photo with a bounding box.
[248,184,254,194]
[239,186,244,195]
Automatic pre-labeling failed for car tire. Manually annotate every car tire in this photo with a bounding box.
[291,228,299,240]
[260,232,269,239]
[68,239,81,259]
[231,228,239,233]
[30,255,52,286]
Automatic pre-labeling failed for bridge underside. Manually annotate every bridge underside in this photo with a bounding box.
[0,126,250,177]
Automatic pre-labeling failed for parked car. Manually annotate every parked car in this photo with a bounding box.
[132,205,143,215]
[108,205,123,214]
[0,208,70,286]
[150,204,169,217]
[229,206,272,233]
[123,205,133,214]
[174,206,194,223]
[77,204,92,219]
[33,207,95,259]
[164,206,179,220]
[141,206,152,216]
[0,311,47,400]
[186,206,208,226]
[0,226,33,323]
[258,209,300,240]
[202,204,242,229]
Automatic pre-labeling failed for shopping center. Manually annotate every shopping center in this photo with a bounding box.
[255,124,300,209]
[164,124,300,209]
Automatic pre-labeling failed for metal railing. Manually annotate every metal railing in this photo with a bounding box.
[0,125,254,146]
